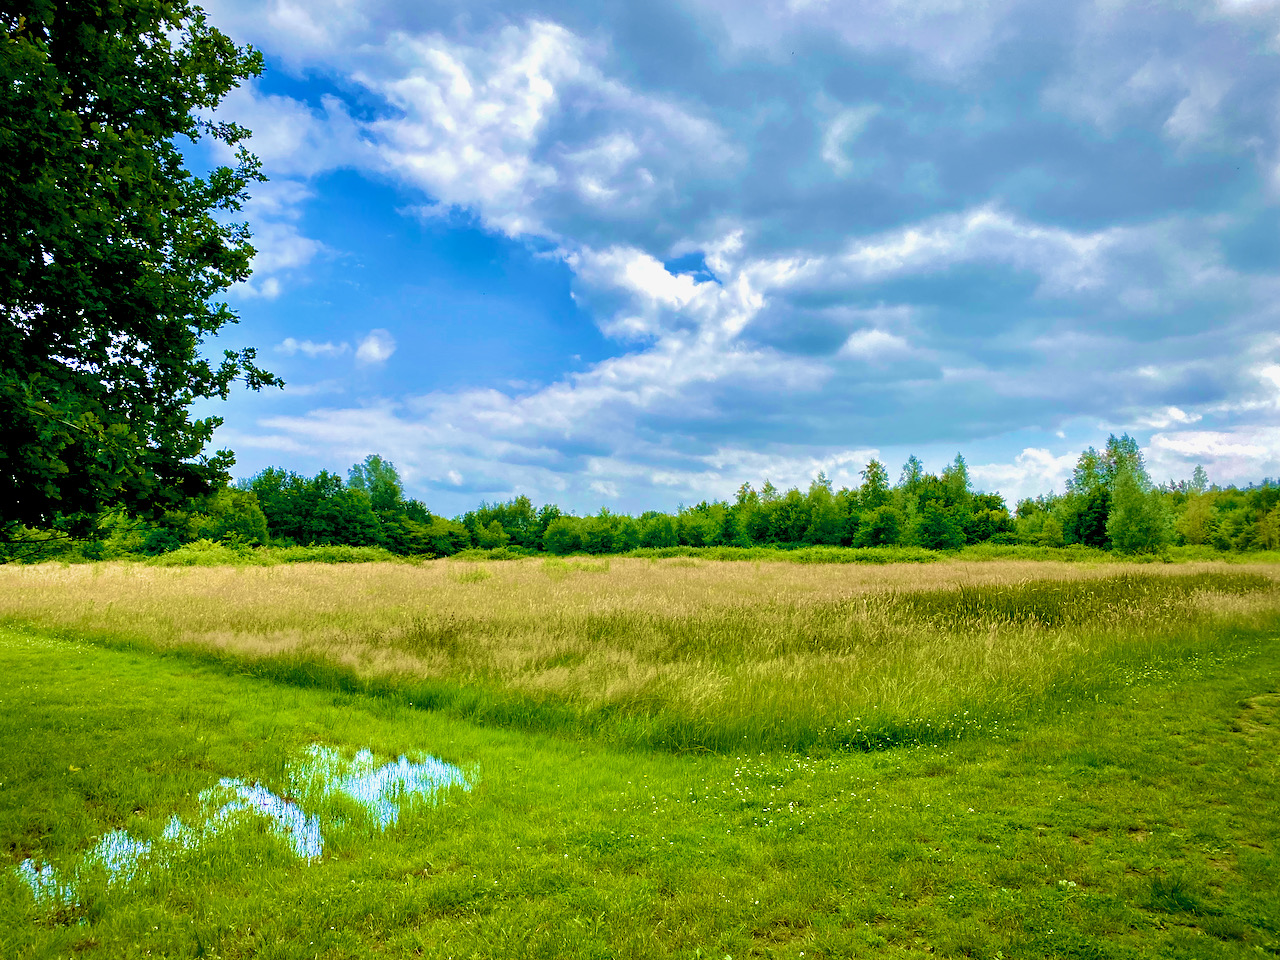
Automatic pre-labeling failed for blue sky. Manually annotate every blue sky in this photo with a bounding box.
[196,0,1280,515]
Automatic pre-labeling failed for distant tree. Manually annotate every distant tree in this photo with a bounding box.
[1038,516,1065,548]
[858,460,891,510]
[771,488,810,543]
[347,455,405,516]
[1256,505,1280,552]
[424,516,471,556]
[1102,434,1144,487]
[580,514,614,554]
[612,516,642,552]
[966,494,1013,543]
[835,487,860,546]
[246,467,321,544]
[380,515,436,555]
[1061,447,1113,547]
[188,487,268,546]
[678,505,719,547]
[804,479,844,545]
[1176,494,1217,546]
[313,488,381,547]
[639,512,678,548]
[916,502,965,551]
[543,516,582,555]
[1107,461,1172,554]
[1190,464,1209,495]
[1067,447,1105,496]
[535,503,562,544]
[467,495,540,548]
[941,453,974,511]
[898,455,925,493]
[474,519,509,549]
[1063,487,1111,548]
[856,504,904,547]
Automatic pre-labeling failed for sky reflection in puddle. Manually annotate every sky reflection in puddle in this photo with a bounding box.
[15,745,473,909]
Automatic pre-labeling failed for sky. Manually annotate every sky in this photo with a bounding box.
[192,0,1280,516]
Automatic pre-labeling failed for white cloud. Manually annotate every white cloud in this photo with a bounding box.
[356,329,397,365]
[201,0,369,63]
[237,276,283,300]
[276,338,350,358]
[227,180,328,299]
[969,447,1080,503]
[839,328,912,359]
[209,87,368,177]
[835,206,1114,293]
[821,104,879,176]
[1136,405,1202,429]
[589,480,620,498]
[1147,427,1280,485]
[281,379,347,398]
[324,21,731,239]
[1163,71,1231,145]
[355,21,576,237]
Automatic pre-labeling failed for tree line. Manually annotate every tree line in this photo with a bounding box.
[17,435,1275,561]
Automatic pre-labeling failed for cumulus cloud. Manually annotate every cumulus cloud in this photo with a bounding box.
[356,330,397,364]
[1136,406,1203,429]
[839,328,912,359]
[336,20,733,239]
[969,448,1081,504]
[277,338,350,358]
[227,180,328,299]
[1147,427,1280,486]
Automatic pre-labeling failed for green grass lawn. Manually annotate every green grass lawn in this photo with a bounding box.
[2,618,1277,959]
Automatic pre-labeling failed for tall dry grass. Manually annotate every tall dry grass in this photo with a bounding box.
[3,558,1277,750]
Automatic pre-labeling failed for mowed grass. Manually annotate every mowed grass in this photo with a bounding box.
[2,615,1279,959]
[0,559,1278,751]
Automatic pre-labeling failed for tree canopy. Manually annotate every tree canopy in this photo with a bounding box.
[1,1,277,541]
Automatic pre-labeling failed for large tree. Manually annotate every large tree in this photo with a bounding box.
[1,1,277,542]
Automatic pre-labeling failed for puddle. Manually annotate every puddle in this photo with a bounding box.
[296,745,472,830]
[14,745,473,911]
[210,779,323,860]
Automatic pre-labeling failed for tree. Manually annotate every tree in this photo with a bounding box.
[347,455,405,516]
[1107,460,1172,554]
[916,502,965,550]
[804,479,843,545]
[1256,505,1280,552]
[1061,446,1112,547]
[187,486,267,546]
[1190,464,1209,495]
[475,519,509,549]
[859,459,890,510]
[898,455,925,493]
[1176,494,1216,546]
[543,517,582,555]
[1,2,277,544]
[941,453,973,510]
[856,504,904,547]
[639,512,678,548]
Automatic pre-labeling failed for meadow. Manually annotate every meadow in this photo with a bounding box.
[2,558,1278,957]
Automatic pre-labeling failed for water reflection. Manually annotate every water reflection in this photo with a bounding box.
[15,745,473,909]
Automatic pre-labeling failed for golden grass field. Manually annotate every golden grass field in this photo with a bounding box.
[3,557,1278,752]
